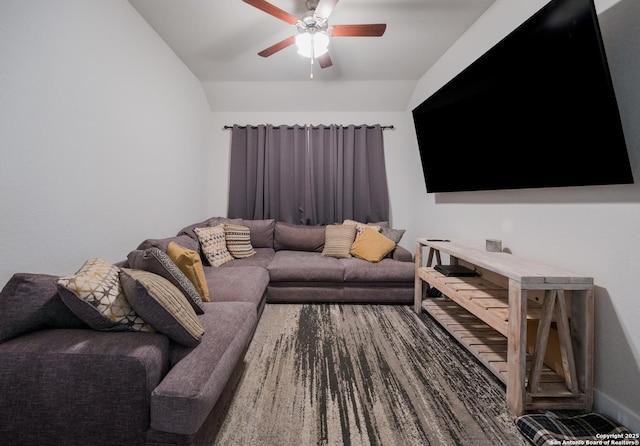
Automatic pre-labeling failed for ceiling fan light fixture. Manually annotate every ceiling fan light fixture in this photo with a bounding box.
[295,31,329,58]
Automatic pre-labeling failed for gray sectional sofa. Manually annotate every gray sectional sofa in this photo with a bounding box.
[0,217,414,446]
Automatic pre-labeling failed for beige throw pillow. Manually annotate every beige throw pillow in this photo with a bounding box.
[343,219,381,235]
[120,268,204,347]
[223,223,256,258]
[322,224,357,259]
[194,225,234,267]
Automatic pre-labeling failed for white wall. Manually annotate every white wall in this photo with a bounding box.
[408,0,640,431]
[0,0,213,285]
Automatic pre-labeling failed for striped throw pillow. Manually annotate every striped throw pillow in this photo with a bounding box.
[321,224,357,259]
[119,268,204,347]
[223,224,256,259]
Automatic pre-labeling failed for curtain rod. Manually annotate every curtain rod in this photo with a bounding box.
[223,125,394,130]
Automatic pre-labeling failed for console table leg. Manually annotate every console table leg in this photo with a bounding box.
[528,290,557,393]
[506,280,527,415]
[555,290,579,393]
[414,243,424,314]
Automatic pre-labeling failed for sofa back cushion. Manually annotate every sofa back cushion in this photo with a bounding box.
[273,222,325,252]
[240,219,275,248]
[0,273,87,343]
[177,217,242,241]
[137,234,200,254]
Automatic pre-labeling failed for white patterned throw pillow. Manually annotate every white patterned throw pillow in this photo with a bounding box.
[194,225,234,267]
[56,258,152,332]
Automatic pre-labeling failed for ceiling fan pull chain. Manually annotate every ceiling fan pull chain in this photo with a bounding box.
[310,33,315,79]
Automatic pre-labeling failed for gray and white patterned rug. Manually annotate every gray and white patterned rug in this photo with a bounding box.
[210,303,529,446]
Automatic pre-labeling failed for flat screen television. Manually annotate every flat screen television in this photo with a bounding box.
[412,0,634,193]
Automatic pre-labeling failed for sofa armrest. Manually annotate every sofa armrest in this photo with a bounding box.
[391,245,413,262]
[0,329,169,446]
[151,302,257,436]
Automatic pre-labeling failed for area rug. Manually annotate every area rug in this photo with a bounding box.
[210,303,529,446]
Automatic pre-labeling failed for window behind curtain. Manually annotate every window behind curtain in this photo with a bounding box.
[227,124,389,225]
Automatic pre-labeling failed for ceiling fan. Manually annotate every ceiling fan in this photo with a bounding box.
[243,0,386,77]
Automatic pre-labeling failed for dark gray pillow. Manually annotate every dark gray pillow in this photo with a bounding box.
[273,222,326,252]
[381,227,406,244]
[119,268,204,347]
[0,273,87,342]
[127,248,205,315]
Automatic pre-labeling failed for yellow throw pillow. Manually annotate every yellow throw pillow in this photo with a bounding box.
[350,227,396,262]
[166,242,210,302]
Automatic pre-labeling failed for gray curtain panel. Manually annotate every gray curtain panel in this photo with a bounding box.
[228,124,389,226]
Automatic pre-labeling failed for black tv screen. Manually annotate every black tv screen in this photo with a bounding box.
[412,0,634,193]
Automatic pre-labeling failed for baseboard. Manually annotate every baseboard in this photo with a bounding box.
[594,389,640,433]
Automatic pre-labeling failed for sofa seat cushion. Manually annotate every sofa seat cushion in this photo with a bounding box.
[151,301,257,435]
[218,247,275,268]
[204,266,269,308]
[341,257,415,282]
[268,251,345,282]
[0,328,169,445]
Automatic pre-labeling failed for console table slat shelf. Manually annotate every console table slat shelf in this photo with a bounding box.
[414,238,594,415]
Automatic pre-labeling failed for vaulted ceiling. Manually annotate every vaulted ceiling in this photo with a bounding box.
[129,0,495,83]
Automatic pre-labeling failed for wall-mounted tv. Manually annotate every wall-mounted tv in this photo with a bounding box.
[412,0,634,193]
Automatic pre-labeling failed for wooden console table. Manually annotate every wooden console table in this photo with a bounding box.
[414,238,594,415]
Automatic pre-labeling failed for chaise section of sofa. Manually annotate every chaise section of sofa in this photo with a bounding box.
[0,266,261,446]
[149,301,257,440]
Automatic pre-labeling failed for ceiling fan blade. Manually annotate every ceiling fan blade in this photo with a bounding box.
[258,35,296,57]
[318,52,333,68]
[314,0,339,20]
[243,0,299,25]
[331,24,387,37]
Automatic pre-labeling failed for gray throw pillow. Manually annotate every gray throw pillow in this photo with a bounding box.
[381,227,406,244]
[127,248,205,314]
[119,268,204,347]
